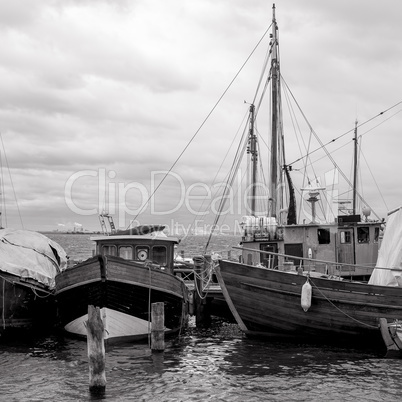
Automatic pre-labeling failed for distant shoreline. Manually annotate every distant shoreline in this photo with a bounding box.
[40,231,100,235]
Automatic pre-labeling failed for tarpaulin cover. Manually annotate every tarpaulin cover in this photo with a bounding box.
[0,228,67,289]
[369,207,402,287]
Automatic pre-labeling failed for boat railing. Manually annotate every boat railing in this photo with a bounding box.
[175,249,237,293]
[233,246,385,278]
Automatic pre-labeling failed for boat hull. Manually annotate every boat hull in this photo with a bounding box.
[216,260,402,345]
[0,272,55,336]
[55,255,188,342]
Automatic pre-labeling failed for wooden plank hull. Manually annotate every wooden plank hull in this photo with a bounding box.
[0,272,55,335]
[55,255,188,342]
[216,260,402,345]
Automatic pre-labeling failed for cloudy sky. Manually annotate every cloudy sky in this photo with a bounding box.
[0,0,401,233]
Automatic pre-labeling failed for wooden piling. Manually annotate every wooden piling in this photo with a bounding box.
[87,305,106,394]
[193,256,211,328]
[151,302,165,351]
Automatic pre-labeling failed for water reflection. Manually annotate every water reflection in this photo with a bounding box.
[0,317,401,401]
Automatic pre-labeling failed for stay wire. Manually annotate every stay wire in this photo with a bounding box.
[0,133,24,228]
[287,99,402,166]
[127,23,273,228]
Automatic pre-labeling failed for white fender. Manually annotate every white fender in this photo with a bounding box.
[301,279,312,312]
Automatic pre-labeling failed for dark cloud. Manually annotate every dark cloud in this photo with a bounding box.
[0,0,401,231]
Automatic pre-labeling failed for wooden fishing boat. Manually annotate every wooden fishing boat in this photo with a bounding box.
[0,228,67,336]
[213,5,402,348]
[55,224,188,342]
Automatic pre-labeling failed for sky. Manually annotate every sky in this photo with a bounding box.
[0,0,401,234]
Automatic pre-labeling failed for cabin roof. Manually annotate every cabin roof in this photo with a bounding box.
[90,233,179,244]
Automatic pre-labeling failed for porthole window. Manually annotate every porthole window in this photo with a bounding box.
[135,246,150,261]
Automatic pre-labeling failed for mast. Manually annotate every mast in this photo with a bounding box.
[248,104,258,215]
[269,4,279,218]
[352,120,358,215]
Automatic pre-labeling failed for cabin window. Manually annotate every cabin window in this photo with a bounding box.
[374,227,380,243]
[340,231,351,244]
[119,246,133,260]
[102,245,117,256]
[284,243,303,266]
[357,227,369,243]
[260,243,278,268]
[152,246,167,266]
[317,228,330,244]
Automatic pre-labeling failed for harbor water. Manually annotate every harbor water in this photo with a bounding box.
[0,233,401,401]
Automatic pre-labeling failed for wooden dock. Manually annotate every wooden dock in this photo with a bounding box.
[174,253,233,326]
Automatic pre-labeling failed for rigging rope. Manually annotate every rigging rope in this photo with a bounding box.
[183,108,249,243]
[0,133,24,229]
[360,145,389,211]
[286,98,402,167]
[281,83,402,220]
[127,23,273,228]
[193,256,215,299]
[309,277,378,329]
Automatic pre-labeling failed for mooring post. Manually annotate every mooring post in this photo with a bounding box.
[202,255,212,327]
[87,305,106,394]
[193,256,204,326]
[151,302,165,351]
[193,256,211,328]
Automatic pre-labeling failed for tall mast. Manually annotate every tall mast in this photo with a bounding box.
[352,120,358,215]
[269,4,279,218]
[248,104,258,215]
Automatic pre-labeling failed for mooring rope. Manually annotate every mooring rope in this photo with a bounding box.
[309,277,378,329]
[0,273,53,298]
[193,256,216,299]
[29,286,53,298]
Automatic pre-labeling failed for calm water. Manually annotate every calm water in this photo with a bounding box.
[0,233,401,401]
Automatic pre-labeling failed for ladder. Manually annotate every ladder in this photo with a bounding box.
[99,213,116,235]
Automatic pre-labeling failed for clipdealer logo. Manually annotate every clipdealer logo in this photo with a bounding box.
[64,167,340,228]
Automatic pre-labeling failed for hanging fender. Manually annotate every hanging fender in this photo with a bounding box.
[301,278,312,312]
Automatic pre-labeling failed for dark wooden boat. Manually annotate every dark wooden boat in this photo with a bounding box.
[55,226,188,342]
[217,257,402,345]
[216,205,402,346]
[212,5,402,348]
[0,228,67,336]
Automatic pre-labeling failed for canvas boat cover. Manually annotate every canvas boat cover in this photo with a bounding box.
[0,228,67,289]
[369,207,402,287]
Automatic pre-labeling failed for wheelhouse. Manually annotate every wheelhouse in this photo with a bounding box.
[91,234,179,274]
